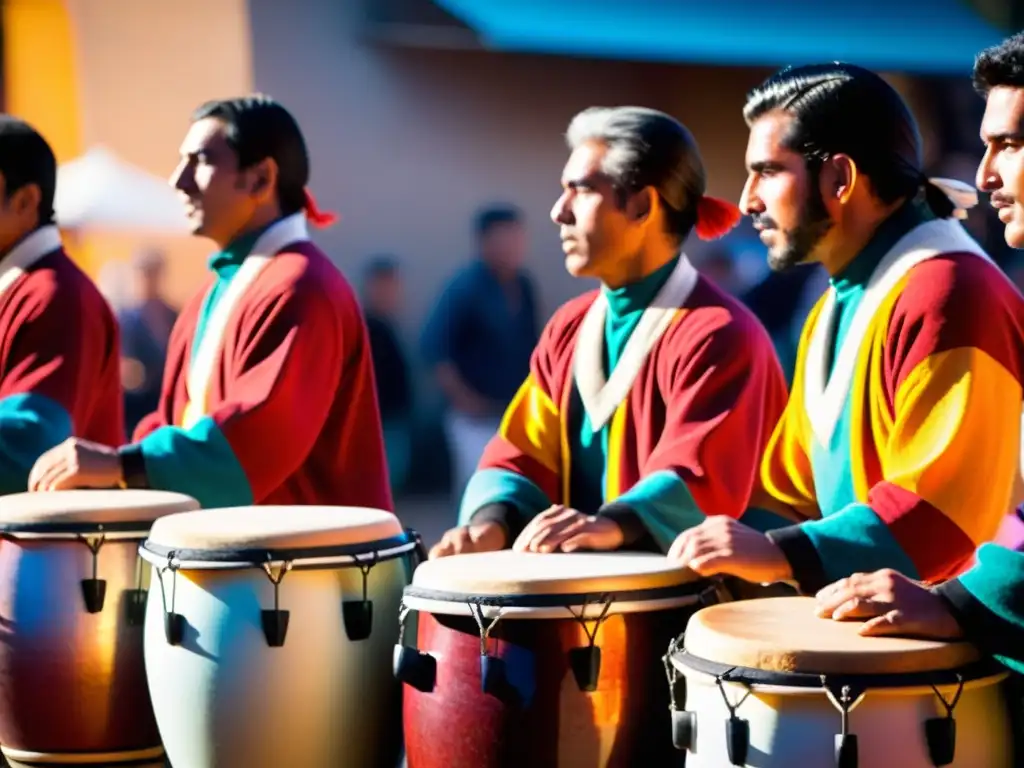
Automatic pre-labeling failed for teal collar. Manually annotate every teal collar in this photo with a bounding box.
[831,200,933,299]
[208,220,277,280]
[602,255,679,318]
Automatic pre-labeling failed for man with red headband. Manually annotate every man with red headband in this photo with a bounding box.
[29,95,393,512]
[430,106,789,558]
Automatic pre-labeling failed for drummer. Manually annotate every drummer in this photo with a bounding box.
[430,106,789,559]
[27,96,393,512]
[668,62,1024,593]
[0,117,123,495]
[815,31,1024,673]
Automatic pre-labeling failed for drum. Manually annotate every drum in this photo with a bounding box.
[396,550,721,767]
[138,505,422,768]
[666,596,1015,767]
[0,489,199,768]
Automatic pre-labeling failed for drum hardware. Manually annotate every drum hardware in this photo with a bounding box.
[155,552,184,645]
[822,677,867,768]
[565,595,613,692]
[342,552,377,641]
[469,601,507,697]
[125,554,148,626]
[664,633,696,755]
[393,603,436,693]
[259,559,294,647]
[76,534,108,613]
[715,671,752,766]
[924,674,964,766]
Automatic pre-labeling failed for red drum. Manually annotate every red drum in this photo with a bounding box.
[396,550,719,767]
[0,490,198,767]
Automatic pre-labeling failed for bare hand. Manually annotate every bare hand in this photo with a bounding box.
[28,438,122,492]
[815,569,964,640]
[428,521,507,559]
[511,505,624,553]
[666,516,793,584]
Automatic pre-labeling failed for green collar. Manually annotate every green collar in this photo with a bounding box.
[831,200,933,299]
[207,221,276,280]
[602,256,678,318]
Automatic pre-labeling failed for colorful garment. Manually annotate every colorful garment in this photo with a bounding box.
[764,209,1024,593]
[122,213,392,511]
[0,225,123,494]
[935,544,1024,675]
[460,255,789,551]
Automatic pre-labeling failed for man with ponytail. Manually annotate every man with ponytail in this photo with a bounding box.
[28,95,393,513]
[430,106,788,558]
[669,64,1024,596]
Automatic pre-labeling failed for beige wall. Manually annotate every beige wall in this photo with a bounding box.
[60,0,254,307]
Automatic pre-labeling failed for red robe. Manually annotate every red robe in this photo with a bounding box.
[126,214,392,511]
[461,256,790,550]
[0,226,122,494]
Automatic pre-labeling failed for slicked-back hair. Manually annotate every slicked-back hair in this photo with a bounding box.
[566,106,708,244]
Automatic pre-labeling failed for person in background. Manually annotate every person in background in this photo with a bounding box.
[118,247,178,437]
[0,116,123,494]
[363,255,413,495]
[421,204,540,501]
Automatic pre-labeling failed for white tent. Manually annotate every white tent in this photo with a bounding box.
[54,146,190,234]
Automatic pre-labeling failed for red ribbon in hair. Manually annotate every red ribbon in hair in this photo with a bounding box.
[694,195,741,241]
[303,188,339,228]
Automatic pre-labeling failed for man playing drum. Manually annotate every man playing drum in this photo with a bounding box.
[815,32,1024,674]
[430,106,789,559]
[28,96,393,512]
[668,63,1024,594]
[0,117,123,495]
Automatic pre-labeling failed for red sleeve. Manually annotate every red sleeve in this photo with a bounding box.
[204,280,347,502]
[1,270,119,435]
[647,309,789,519]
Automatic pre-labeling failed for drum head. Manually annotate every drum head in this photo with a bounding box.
[145,505,402,554]
[410,550,699,597]
[683,596,980,676]
[0,490,199,531]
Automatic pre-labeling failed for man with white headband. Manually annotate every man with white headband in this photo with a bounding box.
[668,63,1024,596]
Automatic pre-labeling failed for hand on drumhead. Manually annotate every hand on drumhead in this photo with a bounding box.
[512,505,624,553]
[27,438,123,492]
[814,569,965,640]
[428,521,507,559]
[666,516,793,584]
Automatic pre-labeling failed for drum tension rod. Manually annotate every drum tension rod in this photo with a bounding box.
[343,552,378,642]
[924,674,964,767]
[822,677,867,768]
[663,634,697,753]
[156,553,184,645]
[76,534,108,614]
[469,602,506,697]
[125,554,148,627]
[392,602,437,693]
[715,670,752,766]
[566,596,613,693]
[260,560,293,648]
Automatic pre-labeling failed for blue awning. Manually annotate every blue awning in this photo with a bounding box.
[432,0,1007,75]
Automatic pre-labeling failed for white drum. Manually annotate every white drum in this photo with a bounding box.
[666,596,1016,767]
[0,489,198,767]
[139,505,422,768]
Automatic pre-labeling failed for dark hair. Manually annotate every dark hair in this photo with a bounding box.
[475,205,522,239]
[192,94,309,216]
[566,106,707,245]
[0,116,56,225]
[743,63,955,219]
[364,254,400,279]
[973,32,1024,94]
